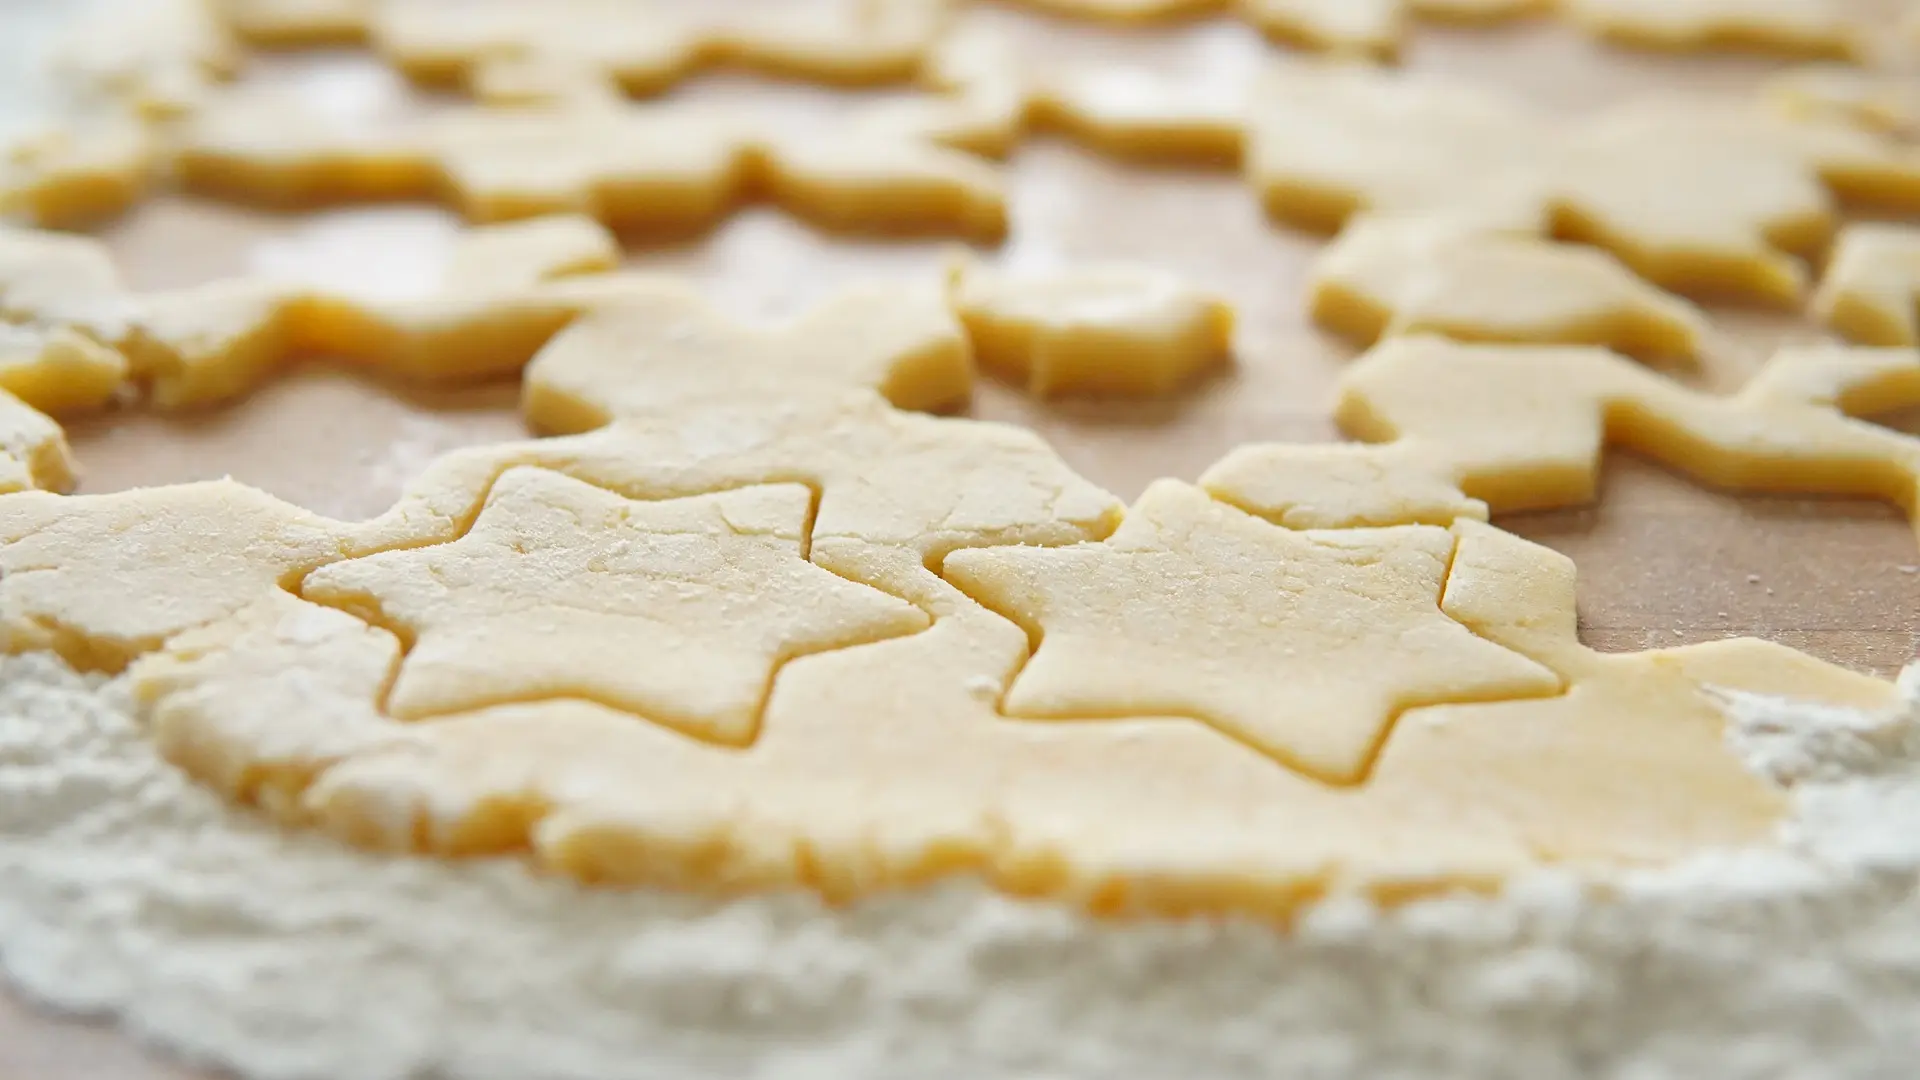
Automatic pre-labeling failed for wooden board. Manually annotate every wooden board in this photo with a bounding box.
[7,5,1920,1075]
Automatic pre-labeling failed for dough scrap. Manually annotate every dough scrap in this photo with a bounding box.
[941,480,1561,783]
[949,261,1234,397]
[1203,337,1920,528]
[1566,0,1860,60]
[1310,216,1710,365]
[303,468,929,742]
[174,91,1006,240]
[0,325,131,415]
[1240,0,1404,59]
[0,480,355,672]
[0,392,76,496]
[523,283,973,434]
[1812,223,1920,347]
[135,524,1870,918]
[371,391,1125,557]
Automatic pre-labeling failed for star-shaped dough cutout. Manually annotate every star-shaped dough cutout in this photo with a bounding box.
[942,481,1560,783]
[303,467,930,743]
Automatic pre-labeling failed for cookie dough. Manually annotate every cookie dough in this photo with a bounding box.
[373,392,1125,556]
[1767,67,1920,136]
[1203,338,1920,527]
[0,392,75,496]
[1310,216,1709,364]
[0,325,130,414]
[1812,223,1920,347]
[948,261,1234,397]
[943,480,1560,783]
[303,469,929,741]
[524,284,973,434]
[0,480,354,672]
[53,0,239,118]
[0,122,156,229]
[0,216,633,407]
[213,0,374,45]
[175,91,1007,239]
[1567,0,1859,60]
[132,516,1872,917]
[1244,62,1549,233]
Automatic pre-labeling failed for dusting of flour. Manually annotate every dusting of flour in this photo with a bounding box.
[6,653,1920,1080]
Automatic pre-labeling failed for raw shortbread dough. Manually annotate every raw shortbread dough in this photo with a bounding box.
[0,215,636,407]
[521,283,973,432]
[1309,216,1709,364]
[52,0,239,118]
[1567,0,1859,60]
[1244,62,1551,234]
[1767,66,1920,137]
[174,91,1007,239]
[0,391,74,495]
[0,480,355,672]
[213,0,375,45]
[303,470,929,741]
[1246,64,1920,304]
[941,481,1560,783]
[0,324,129,414]
[1812,223,1920,347]
[130,502,1883,918]
[0,122,156,229]
[369,0,947,98]
[948,261,1234,397]
[1203,337,1920,527]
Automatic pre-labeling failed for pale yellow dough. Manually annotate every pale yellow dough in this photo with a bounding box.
[213,0,374,45]
[1568,0,1860,60]
[0,392,75,496]
[53,0,240,118]
[0,122,156,229]
[949,261,1234,397]
[943,481,1560,784]
[1812,224,1920,347]
[1767,67,1920,137]
[1310,216,1710,364]
[174,92,1006,240]
[0,215,636,408]
[0,325,130,415]
[303,469,929,742]
[1204,337,1920,528]
[1247,65,1920,305]
[128,504,1880,917]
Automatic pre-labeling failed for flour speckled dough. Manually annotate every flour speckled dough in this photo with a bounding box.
[1568,0,1860,59]
[1813,223,1920,347]
[52,0,239,117]
[303,470,929,741]
[0,391,74,496]
[0,121,156,228]
[1204,338,1920,529]
[949,261,1234,398]
[942,480,1560,783]
[0,480,356,672]
[1310,216,1709,364]
[136,504,1879,918]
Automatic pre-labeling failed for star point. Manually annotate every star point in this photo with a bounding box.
[302,467,930,744]
[942,480,1561,783]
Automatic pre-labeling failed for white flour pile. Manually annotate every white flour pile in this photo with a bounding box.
[5,653,1920,1080]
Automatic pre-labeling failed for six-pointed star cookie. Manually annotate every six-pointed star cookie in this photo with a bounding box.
[942,480,1561,783]
[302,467,930,743]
